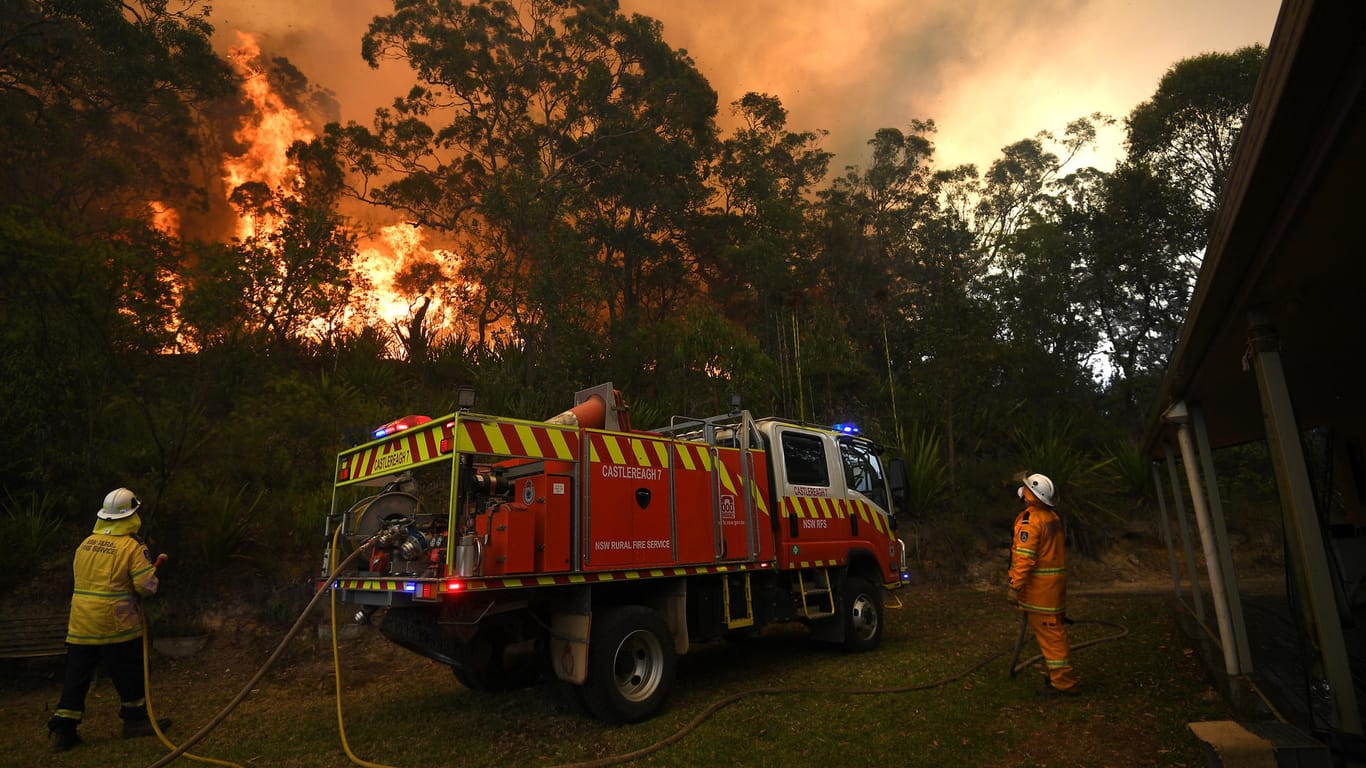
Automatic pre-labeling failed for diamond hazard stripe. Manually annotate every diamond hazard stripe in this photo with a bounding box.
[454,562,767,592]
[589,433,672,469]
[339,421,455,485]
[455,419,578,460]
[782,495,840,519]
[673,443,711,471]
[330,562,774,595]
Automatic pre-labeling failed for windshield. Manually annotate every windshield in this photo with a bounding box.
[839,439,888,511]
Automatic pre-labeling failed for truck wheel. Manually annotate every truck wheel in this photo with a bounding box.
[842,577,883,652]
[581,605,676,723]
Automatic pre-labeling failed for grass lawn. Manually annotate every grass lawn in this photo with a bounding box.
[2,585,1229,767]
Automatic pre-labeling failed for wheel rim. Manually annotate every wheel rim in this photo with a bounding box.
[612,628,664,703]
[850,592,879,641]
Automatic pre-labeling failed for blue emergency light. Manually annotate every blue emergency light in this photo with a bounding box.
[372,414,432,439]
[833,422,860,434]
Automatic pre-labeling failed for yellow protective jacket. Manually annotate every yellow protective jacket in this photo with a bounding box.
[67,514,159,645]
[1008,501,1066,614]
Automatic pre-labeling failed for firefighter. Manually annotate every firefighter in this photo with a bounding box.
[1007,472,1080,696]
[47,488,170,752]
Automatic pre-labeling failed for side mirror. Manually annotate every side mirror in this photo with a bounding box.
[887,457,910,510]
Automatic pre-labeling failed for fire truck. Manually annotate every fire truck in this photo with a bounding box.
[322,383,910,722]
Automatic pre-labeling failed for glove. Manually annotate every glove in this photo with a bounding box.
[1006,586,1020,606]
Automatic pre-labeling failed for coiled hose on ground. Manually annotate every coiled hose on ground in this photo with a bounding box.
[142,531,381,768]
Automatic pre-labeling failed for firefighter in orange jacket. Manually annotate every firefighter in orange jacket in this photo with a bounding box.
[47,488,169,752]
[1007,473,1080,696]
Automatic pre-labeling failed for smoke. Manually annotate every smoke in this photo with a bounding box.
[205,0,1279,175]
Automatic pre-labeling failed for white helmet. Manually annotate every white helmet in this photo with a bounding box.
[98,488,142,520]
[1018,473,1057,507]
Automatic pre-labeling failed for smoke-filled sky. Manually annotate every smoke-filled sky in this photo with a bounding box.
[208,0,1281,173]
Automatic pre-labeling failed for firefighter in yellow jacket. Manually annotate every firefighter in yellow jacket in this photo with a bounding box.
[47,488,169,752]
[1007,473,1080,696]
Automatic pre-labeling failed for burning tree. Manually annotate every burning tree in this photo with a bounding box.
[320,0,720,393]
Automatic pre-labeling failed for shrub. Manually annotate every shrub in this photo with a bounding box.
[1,489,64,591]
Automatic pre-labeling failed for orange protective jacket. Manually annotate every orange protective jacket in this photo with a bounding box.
[67,515,159,645]
[1008,501,1066,614]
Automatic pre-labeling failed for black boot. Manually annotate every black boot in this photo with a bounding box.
[47,720,82,752]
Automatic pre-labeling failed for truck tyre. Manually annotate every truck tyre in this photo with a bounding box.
[842,577,883,652]
[580,605,676,723]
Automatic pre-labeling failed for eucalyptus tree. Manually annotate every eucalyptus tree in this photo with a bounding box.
[0,0,233,221]
[180,179,358,355]
[702,93,831,412]
[1080,162,1204,425]
[323,0,719,397]
[1126,45,1265,226]
[0,0,232,499]
[800,122,951,430]
[899,173,1002,495]
[973,114,1112,262]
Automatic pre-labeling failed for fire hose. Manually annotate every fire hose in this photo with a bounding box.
[140,551,1128,768]
[544,610,1130,768]
[141,531,383,768]
[1007,611,1130,677]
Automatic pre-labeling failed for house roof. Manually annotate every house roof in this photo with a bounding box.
[1143,0,1366,457]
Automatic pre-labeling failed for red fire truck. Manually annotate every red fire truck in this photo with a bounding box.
[323,383,910,722]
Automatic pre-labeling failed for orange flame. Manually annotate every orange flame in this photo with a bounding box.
[223,32,315,239]
[184,31,481,353]
[148,201,179,238]
[355,223,464,326]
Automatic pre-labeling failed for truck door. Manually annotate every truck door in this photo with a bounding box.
[773,428,845,558]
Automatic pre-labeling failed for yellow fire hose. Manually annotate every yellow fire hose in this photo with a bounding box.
[1008,614,1130,677]
[141,531,383,768]
[139,534,1129,768]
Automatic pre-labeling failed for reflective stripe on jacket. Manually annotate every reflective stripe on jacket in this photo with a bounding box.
[67,533,159,645]
[1008,502,1066,614]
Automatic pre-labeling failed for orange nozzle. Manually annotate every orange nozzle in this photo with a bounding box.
[547,394,606,429]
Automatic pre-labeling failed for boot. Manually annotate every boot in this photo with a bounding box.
[48,722,82,753]
[1036,684,1081,697]
[122,717,171,739]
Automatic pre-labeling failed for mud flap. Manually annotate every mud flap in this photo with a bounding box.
[662,580,689,655]
[551,613,590,685]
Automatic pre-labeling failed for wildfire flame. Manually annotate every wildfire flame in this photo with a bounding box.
[209,32,470,351]
[148,201,179,238]
[356,223,462,327]
[224,32,314,240]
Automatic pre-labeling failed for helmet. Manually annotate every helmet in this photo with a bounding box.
[1018,473,1057,507]
[98,488,142,520]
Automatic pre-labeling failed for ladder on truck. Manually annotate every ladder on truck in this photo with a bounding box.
[795,569,835,619]
[722,572,754,629]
